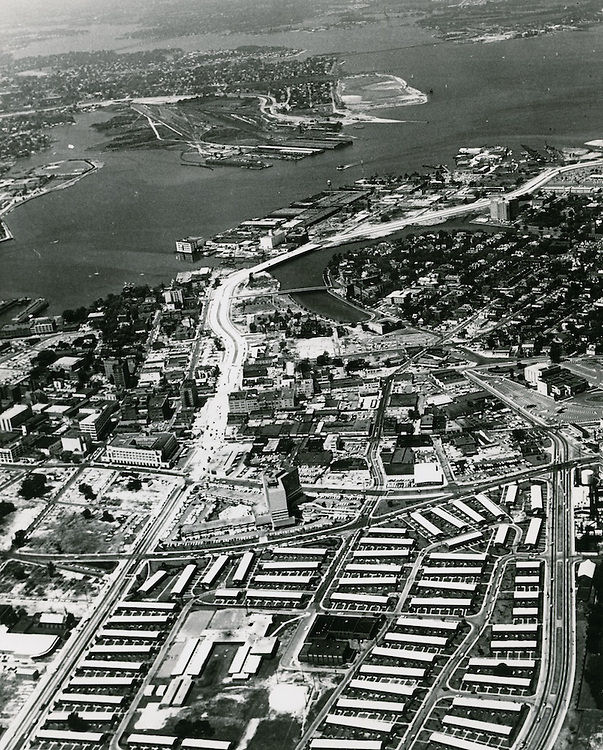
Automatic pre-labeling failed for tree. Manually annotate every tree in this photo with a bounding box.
[101,510,115,522]
[0,501,16,520]
[550,339,563,363]
[19,474,48,500]
[173,719,214,739]
[78,482,96,501]
[12,530,27,549]
[127,477,142,492]
[34,349,58,368]
[11,562,27,579]
[81,508,93,520]
[67,713,89,731]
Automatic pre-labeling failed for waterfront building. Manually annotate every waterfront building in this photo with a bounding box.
[175,236,205,262]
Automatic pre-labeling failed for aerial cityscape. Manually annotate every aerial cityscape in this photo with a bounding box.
[0,1,602,750]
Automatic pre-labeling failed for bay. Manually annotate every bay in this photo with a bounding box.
[1,23,602,317]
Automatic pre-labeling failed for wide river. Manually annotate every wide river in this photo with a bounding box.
[2,22,602,317]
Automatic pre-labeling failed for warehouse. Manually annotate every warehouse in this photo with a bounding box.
[474,493,506,518]
[171,565,197,597]
[512,607,539,618]
[336,697,406,713]
[161,676,192,706]
[254,573,315,585]
[46,711,116,723]
[442,715,513,737]
[371,646,437,663]
[98,629,162,640]
[530,484,544,514]
[69,676,134,687]
[185,641,214,676]
[446,531,483,549]
[348,679,416,697]
[491,640,537,650]
[36,729,105,743]
[515,575,541,585]
[272,546,326,557]
[79,659,144,671]
[421,567,482,577]
[416,580,476,592]
[505,484,518,505]
[324,715,394,733]
[172,639,199,676]
[232,552,254,584]
[58,693,125,706]
[366,527,412,537]
[430,507,467,530]
[524,517,543,548]
[429,731,494,750]
[181,740,232,750]
[127,734,178,747]
[200,555,229,588]
[451,500,484,524]
[384,632,447,647]
[395,616,459,632]
[493,524,510,546]
[428,553,487,563]
[410,511,443,537]
[469,657,535,668]
[138,570,167,594]
[410,597,472,610]
[513,591,540,601]
[359,664,425,679]
[309,741,383,750]
[338,576,398,587]
[89,644,153,655]
[229,645,251,675]
[492,623,538,635]
[345,564,402,574]
[107,615,170,626]
[260,561,321,570]
[352,550,410,559]
[516,560,542,571]
[246,589,305,603]
[462,673,532,688]
[358,537,414,547]
[116,601,175,612]
[331,592,390,606]
[451,696,524,712]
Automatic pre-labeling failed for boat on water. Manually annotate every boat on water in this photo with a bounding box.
[336,163,355,171]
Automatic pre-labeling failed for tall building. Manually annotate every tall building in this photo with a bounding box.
[0,404,31,432]
[181,378,199,408]
[489,196,519,223]
[103,358,131,389]
[262,467,302,530]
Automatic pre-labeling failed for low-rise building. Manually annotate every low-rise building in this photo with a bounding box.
[106,432,179,468]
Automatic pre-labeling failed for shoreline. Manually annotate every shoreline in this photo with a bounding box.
[0,159,102,239]
[334,72,428,125]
